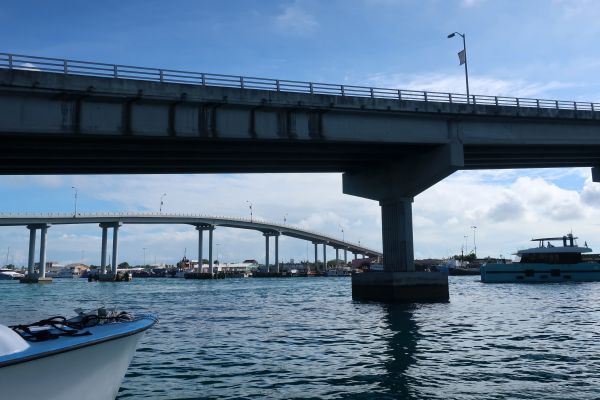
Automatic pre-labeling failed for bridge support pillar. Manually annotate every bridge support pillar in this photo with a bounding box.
[264,233,270,273]
[350,197,448,302]
[98,222,121,279]
[111,223,122,275]
[27,226,36,276]
[592,166,600,182]
[39,225,48,278]
[100,225,108,274]
[21,224,52,283]
[274,234,279,273]
[194,224,213,273]
[335,248,339,266]
[343,143,461,302]
[198,228,203,271]
[344,249,348,264]
[322,243,327,272]
[208,226,214,275]
[313,242,318,273]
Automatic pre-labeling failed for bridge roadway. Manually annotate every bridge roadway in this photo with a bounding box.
[2,53,600,301]
[0,212,380,279]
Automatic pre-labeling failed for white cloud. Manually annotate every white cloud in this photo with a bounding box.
[18,62,41,71]
[274,3,318,36]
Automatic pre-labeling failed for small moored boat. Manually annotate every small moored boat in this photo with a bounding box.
[481,233,600,283]
[0,308,157,400]
[0,269,24,280]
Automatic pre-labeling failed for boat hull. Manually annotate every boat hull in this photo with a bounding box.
[0,327,146,400]
[481,262,600,283]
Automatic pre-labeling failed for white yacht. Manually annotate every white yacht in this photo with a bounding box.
[0,269,24,280]
[481,234,600,283]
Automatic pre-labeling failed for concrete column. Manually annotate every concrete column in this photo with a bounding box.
[111,224,120,274]
[196,226,204,272]
[27,226,36,275]
[335,248,339,266]
[314,242,318,272]
[39,225,48,278]
[354,252,357,260]
[100,226,108,274]
[208,227,214,274]
[322,243,327,271]
[264,234,270,273]
[274,234,279,273]
[380,197,414,272]
[344,249,348,264]
[351,196,447,302]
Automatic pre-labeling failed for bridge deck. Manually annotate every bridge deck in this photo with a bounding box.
[0,213,382,257]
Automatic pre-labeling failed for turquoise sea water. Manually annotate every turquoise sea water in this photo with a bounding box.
[1,276,600,399]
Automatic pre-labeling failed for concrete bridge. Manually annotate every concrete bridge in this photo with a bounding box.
[1,52,600,300]
[0,212,381,281]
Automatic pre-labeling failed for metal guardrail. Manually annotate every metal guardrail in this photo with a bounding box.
[1,52,598,112]
[0,212,380,254]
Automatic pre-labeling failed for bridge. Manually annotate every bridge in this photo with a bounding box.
[0,212,380,280]
[1,52,600,300]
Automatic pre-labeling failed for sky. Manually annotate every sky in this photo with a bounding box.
[1,0,600,266]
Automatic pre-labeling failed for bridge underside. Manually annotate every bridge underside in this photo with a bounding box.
[1,133,600,174]
[0,133,436,174]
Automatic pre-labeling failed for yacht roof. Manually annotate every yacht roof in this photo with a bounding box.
[517,246,592,255]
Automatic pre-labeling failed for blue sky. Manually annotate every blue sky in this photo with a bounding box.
[1,0,600,266]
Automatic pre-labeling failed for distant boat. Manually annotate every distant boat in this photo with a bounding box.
[433,259,480,275]
[325,266,352,276]
[481,233,600,283]
[0,308,157,400]
[0,269,24,280]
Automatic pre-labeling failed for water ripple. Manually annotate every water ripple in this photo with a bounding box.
[1,277,600,399]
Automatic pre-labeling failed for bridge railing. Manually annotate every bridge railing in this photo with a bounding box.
[1,52,598,113]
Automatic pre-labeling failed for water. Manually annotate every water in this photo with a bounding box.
[1,276,600,399]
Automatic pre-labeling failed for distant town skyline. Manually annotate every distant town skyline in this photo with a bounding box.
[1,0,600,265]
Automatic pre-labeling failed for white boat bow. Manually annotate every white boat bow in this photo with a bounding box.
[0,309,157,400]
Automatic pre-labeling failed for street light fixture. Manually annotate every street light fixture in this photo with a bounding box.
[246,201,253,222]
[160,193,167,213]
[471,225,477,257]
[339,225,345,243]
[284,213,288,225]
[447,31,470,104]
[71,186,78,217]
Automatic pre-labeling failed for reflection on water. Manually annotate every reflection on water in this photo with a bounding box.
[1,277,600,399]
[380,304,419,399]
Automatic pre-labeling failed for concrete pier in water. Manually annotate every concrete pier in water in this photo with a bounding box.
[20,224,52,283]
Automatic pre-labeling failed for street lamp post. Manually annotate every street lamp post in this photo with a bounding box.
[447,32,470,104]
[471,225,477,257]
[143,247,146,266]
[71,186,78,217]
[246,201,253,222]
[160,193,167,213]
[216,243,220,264]
[284,213,288,225]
